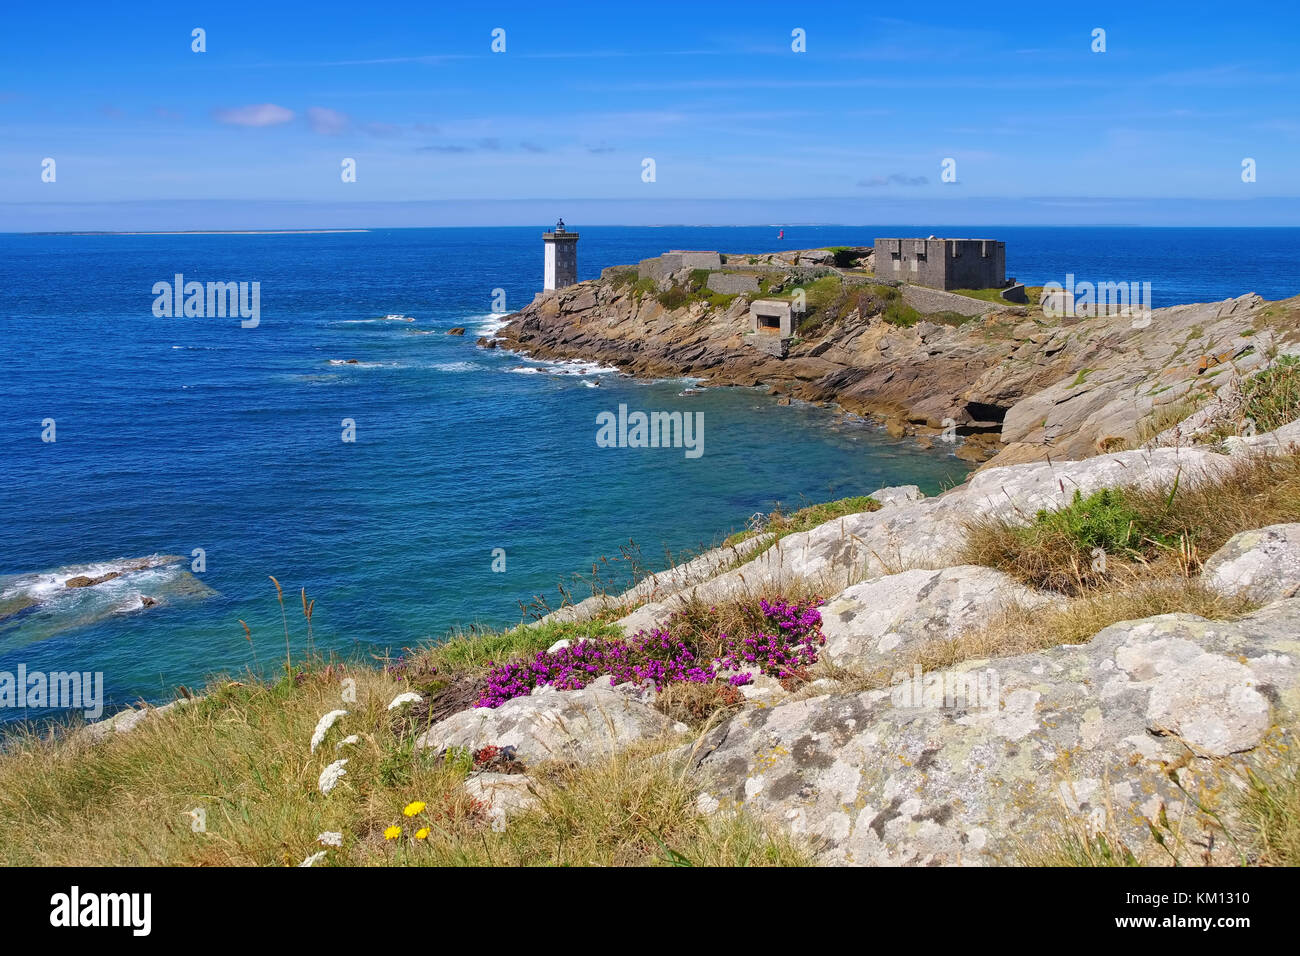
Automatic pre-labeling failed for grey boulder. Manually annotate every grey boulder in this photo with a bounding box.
[415,685,679,766]
[1202,523,1300,604]
[819,565,1056,672]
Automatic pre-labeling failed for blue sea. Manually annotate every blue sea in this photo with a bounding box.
[2,225,1298,723]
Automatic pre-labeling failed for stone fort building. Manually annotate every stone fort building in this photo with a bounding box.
[874,237,1005,291]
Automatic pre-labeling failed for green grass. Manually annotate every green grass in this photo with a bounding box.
[1241,354,1300,433]
[797,313,825,336]
[724,494,880,546]
[1038,488,1169,555]
[637,269,742,312]
[0,610,810,867]
[631,276,657,298]
[1238,749,1300,865]
[963,485,1178,592]
[1135,399,1198,444]
[950,287,1016,304]
[418,619,623,678]
[883,298,921,327]
[762,273,840,305]
[655,285,691,309]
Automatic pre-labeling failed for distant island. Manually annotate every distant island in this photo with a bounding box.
[25,229,371,236]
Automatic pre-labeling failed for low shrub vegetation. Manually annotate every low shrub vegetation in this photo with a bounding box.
[963,451,1300,593]
[474,596,825,708]
[1241,354,1300,433]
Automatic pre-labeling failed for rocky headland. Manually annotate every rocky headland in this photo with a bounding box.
[497,247,1300,467]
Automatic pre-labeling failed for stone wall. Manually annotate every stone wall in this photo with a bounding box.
[900,284,1000,317]
[637,251,721,284]
[745,332,789,358]
[637,255,679,284]
[668,250,723,270]
[706,272,760,295]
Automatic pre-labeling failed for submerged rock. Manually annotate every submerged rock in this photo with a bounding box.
[64,575,101,588]
[62,555,182,589]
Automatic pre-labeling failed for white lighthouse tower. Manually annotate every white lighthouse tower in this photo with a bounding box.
[542,219,579,291]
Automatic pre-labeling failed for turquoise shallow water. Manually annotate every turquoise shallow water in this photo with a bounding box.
[0,226,981,721]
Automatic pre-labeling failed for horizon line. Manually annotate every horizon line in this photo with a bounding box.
[10,223,1300,236]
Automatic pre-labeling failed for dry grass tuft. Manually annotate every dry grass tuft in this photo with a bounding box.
[962,450,1300,594]
[918,580,1258,672]
[1236,749,1300,866]
[821,578,1258,702]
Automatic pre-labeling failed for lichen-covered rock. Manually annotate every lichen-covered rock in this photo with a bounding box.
[463,773,540,831]
[1202,523,1300,604]
[867,484,924,509]
[819,566,1055,671]
[686,600,1300,865]
[414,685,678,766]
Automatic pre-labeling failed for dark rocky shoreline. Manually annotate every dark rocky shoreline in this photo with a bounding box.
[496,249,1300,468]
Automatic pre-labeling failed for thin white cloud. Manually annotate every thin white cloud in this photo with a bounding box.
[213,104,295,127]
[307,106,350,135]
[858,173,929,188]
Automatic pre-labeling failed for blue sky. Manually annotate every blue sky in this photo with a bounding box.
[2,0,1299,228]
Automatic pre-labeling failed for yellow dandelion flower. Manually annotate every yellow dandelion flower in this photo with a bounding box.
[403,801,427,817]
[415,827,430,840]
[384,825,402,840]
